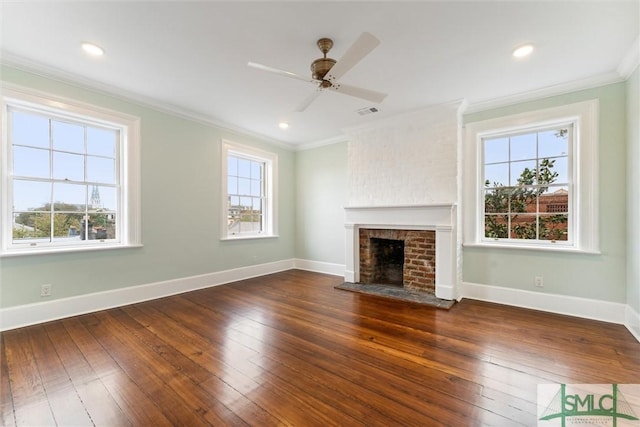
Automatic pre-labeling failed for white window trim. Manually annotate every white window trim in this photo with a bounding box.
[0,84,142,256]
[220,140,278,240]
[463,99,599,253]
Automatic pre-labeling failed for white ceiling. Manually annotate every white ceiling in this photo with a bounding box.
[1,1,638,148]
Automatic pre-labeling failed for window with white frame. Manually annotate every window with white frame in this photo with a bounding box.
[482,124,571,242]
[221,141,277,239]
[1,86,141,255]
[463,100,599,253]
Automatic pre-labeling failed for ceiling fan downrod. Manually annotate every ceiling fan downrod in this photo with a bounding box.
[311,37,336,85]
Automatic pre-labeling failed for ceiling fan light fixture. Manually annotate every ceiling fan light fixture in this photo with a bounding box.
[81,42,104,57]
[512,44,534,58]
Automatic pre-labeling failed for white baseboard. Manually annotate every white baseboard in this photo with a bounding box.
[4,263,638,345]
[462,281,627,325]
[0,259,295,332]
[294,259,345,277]
[435,284,456,301]
[625,304,640,342]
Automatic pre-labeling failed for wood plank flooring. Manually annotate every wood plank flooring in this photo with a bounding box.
[1,269,639,426]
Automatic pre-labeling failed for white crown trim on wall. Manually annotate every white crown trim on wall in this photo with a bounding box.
[617,35,640,79]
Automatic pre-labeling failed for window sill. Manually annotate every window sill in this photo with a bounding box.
[220,234,279,241]
[463,242,601,255]
[0,243,144,258]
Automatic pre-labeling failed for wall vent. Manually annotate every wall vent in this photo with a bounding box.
[356,107,380,116]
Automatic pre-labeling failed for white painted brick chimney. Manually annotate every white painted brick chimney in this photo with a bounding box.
[343,101,465,300]
[345,102,460,206]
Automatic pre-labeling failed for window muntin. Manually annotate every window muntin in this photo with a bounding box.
[462,99,599,253]
[482,125,571,243]
[1,86,142,256]
[227,154,265,235]
[221,141,277,240]
[10,108,120,246]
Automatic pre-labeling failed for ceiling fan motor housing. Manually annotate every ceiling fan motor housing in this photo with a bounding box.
[311,58,336,82]
[311,37,336,83]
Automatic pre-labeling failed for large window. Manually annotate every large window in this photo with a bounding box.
[1,86,141,255]
[220,141,277,239]
[482,125,571,243]
[463,100,599,253]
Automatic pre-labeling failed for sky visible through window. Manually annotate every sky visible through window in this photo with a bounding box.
[227,154,264,234]
[484,128,569,192]
[227,155,263,211]
[483,126,570,241]
[11,109,118,213]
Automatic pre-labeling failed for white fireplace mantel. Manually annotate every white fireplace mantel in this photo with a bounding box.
[344,204,458,300]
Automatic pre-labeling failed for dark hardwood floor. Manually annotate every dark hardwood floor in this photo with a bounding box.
[1,269,639,426]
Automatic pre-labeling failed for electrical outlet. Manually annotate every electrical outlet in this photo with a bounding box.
[41,284,52,297]
[534,276,544,288]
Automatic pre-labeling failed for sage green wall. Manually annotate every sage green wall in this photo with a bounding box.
[0,65,296,308]
[463,82,627,303]
[627,67,640,313]
[295,142,348,264]
[2,65,632,310]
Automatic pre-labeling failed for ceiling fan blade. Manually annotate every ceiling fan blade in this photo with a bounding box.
[294,88,323,112]
[247,61,315,83]
[328,83,387,104]
[325,32,380,83]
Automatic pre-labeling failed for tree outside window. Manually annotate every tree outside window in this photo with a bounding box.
[1,87,141,255]
[483,126,570,242]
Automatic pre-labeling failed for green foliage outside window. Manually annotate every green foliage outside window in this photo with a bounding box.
[484,158,568,241]
[13,203,115,240]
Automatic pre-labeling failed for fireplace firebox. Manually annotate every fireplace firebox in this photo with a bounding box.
[359,228,436,293]
[369,238,405,286]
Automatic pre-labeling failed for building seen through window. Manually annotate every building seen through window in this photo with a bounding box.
[483,126,570,242]
[226,154,265,235]
[220,140,277,240]
[9,108,119,245]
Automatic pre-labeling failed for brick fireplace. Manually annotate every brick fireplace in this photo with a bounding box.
[359,228,436,293]
[344,204,457,300]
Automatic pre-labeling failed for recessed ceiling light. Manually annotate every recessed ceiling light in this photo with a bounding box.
[81,42,104,57]
[512,44,534,58]
[278,122,289,130]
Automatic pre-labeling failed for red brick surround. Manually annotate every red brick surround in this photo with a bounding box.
[359,228,436,293]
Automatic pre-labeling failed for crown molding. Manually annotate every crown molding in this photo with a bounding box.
[465,71,624,115]
[0,52,297,151]
[617,35,639,79]
[295,134,349,151]
[467,36,639,115]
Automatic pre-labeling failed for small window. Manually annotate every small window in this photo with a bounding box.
[482,125,571,243]
[1,86,141,255]
[220,141,277,239]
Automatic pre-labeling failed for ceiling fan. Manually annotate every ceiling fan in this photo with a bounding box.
[248,32,387,112]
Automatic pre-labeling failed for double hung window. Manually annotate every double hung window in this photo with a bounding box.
[221,141,277,239]
[482,125,571,242]
[1,87,141,255]
[463,100,598,252]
